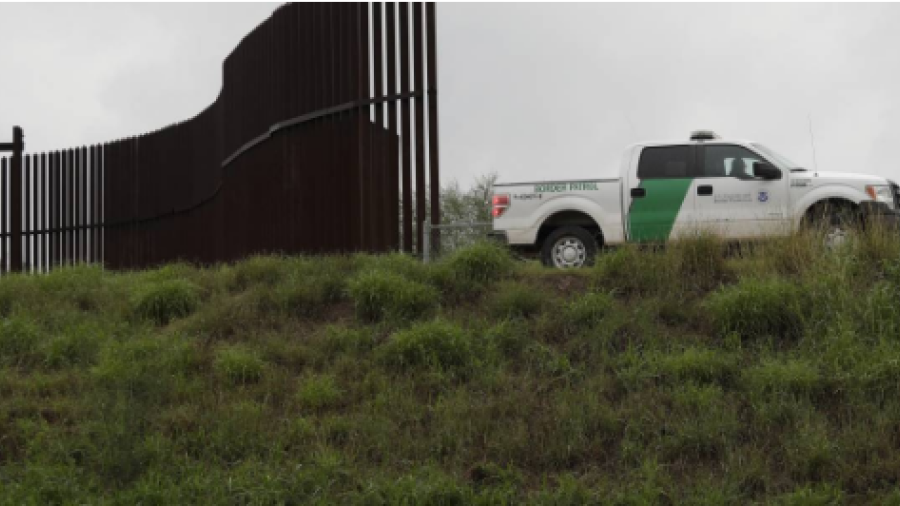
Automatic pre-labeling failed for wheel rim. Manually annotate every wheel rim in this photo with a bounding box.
[824,226,849,249]
[551,236,587,268]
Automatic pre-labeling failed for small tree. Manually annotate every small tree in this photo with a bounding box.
[403,173,499,257]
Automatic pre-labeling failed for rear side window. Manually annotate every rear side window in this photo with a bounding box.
[637,146,691,179]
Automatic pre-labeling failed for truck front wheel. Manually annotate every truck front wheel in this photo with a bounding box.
[540,226,598,268]
[804,201,862,249]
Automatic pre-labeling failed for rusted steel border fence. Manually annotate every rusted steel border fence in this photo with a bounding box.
[0,2,438,273]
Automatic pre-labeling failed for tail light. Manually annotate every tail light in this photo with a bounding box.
[492,194,510,218]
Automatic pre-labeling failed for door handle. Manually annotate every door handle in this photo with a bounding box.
[631,188,646,198]
[697,185,713,196]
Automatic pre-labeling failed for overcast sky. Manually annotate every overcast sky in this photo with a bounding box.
[2,3,900,188]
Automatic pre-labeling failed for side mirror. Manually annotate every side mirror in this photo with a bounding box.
[753,162,782,180]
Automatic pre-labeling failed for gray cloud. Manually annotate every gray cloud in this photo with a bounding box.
[2,3,899,188]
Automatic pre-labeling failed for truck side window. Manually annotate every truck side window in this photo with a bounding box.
[703,145,764,179]
[637,146,691,179]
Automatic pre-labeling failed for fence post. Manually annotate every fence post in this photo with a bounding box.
[5,127,24,273]
[423,221,431,263]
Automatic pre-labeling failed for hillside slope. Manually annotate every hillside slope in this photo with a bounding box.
[2,232,900,504]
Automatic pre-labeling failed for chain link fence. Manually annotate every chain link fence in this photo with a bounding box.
[422,221,493,263]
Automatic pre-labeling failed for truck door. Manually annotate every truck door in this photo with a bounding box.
[625,145,698,242]
[694,144,789,239]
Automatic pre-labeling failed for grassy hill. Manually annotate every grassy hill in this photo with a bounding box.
[3,229,900,504]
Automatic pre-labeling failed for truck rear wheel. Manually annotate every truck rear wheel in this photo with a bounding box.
[540,226,598,269]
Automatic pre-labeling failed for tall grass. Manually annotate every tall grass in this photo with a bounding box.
[2,226,900,503]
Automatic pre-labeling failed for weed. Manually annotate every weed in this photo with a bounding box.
[593,244,676,296]
[42,323,107,369]
[379,319,474,376]
[0,317,43,367]
[656,347,740,385]
[560,291,614,334]
[347,269,438,323]
[229,254,291,291]
[132,279,201,325]
[213,345,266,385]
[706,278,808,340]
[442,240,515,285]
[322,325,376,357]
[743,358,823,397]
[297,374,342,410]
[487,281,545,320]
[672,232,733,292]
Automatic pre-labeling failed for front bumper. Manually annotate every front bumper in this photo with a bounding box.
[859,201,900,231]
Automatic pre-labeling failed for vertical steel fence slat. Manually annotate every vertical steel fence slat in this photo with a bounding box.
[0,157,6,275]
[80,146,87,264]
[426,2,440,253]
[10,136,22,273]
[399,2,413,253]
[40,153,47,271]
[24,154,31,271]
[413,2,426,254]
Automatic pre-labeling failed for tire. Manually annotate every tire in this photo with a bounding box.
[540,226,599,268]
[803,201,861,249]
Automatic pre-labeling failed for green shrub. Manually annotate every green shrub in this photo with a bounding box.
[427,262,486,302]
[36,266,112,312]
[593,245,675,296]
[42,324,106,369]
[662,383,739,460]
[132,279,201,325]
[783,420,836,482]
[275,271,346,318]
[561,291,614,334]
[524,342,576,378]
[183,287,287,340]
[347,269,438,323]
[706,278,807,340]
[487,281,544,320]
[229,255,291,291]
[860,282,900,339]
[322,325,375,356]
[757,232,820,277]
[201,401,269,463]
[442,241,514,285]
[0,317,43,367]
[854,346,900,399]
[379,319,474,375]
[355,252,429,282]
[213,346,266,385]
[485,319,530,360]
[773,484,844,506]
[297,375,342,410]
[656,347,739,385]
[91,335,201,404]
[0,276,32,317]
[743,358,823,397]
[672,233,733,292]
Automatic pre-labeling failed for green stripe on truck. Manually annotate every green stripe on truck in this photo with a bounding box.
[628,178,693,242]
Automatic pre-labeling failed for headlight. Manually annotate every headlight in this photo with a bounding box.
[866,185,896,210]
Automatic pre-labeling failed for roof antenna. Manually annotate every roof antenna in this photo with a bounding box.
[807,114,819,172]
[624,112,638,141]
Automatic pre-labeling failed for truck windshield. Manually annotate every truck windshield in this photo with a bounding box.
[752,143,801,170]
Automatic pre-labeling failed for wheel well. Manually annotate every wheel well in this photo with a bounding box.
[537,211,603,247]
[803,198,859,223]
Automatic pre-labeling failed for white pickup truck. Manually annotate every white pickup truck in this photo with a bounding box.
[490,131,900,268]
